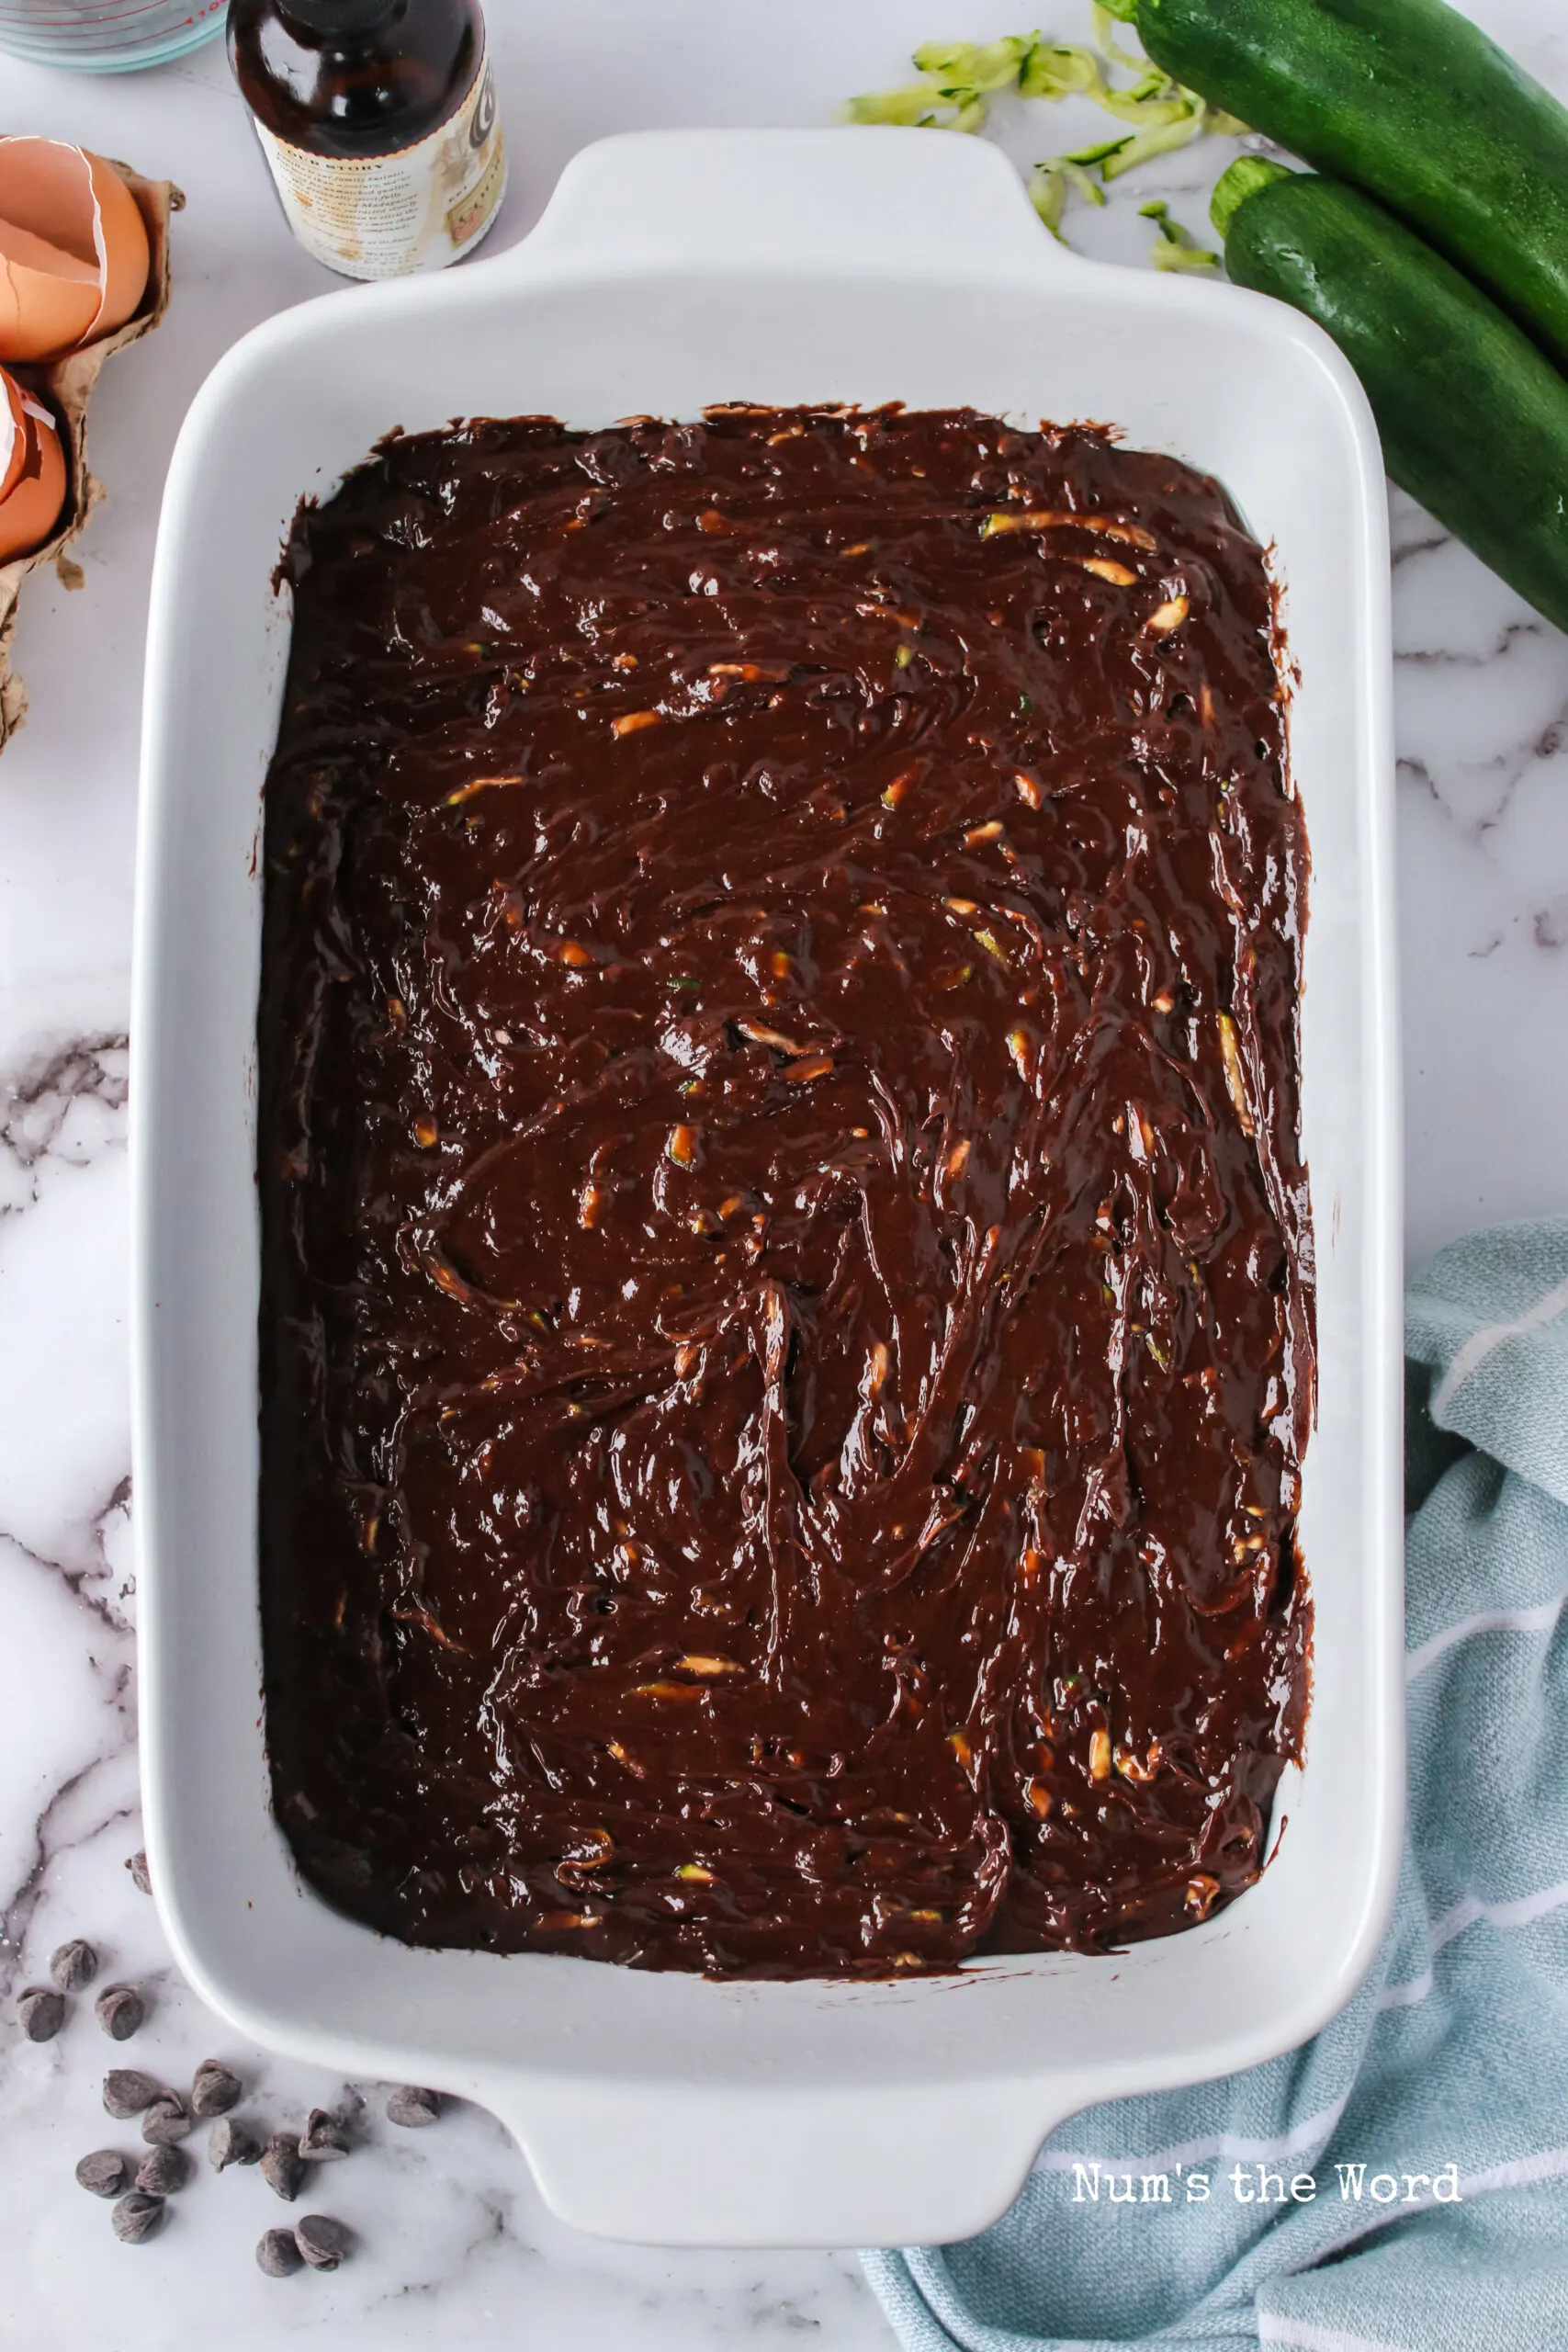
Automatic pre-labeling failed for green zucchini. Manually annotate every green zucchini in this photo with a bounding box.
[1134,0,1568,375]
[1212,159,1568,635]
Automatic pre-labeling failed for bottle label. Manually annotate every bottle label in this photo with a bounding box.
[253,51,506,281]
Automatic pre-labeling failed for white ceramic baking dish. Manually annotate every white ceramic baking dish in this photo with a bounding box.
[133,127,1403,2250]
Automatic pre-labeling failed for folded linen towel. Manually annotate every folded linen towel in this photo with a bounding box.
[864,1218,1568,2352]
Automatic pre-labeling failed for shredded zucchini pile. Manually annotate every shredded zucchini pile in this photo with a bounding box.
[840,10,1243,262]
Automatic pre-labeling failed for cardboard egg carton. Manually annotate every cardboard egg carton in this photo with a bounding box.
[0,159,181,752]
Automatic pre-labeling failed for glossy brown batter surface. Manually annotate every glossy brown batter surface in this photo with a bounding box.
[258,405,1313,1977]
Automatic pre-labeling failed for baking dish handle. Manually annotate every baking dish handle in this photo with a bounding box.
[486,2070,1077,2248]
[513,125,1066,278]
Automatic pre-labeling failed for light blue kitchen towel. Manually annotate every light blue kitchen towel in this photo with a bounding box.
[864,1217,1568,2352]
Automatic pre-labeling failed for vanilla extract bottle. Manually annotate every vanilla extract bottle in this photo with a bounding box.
[229,0,506,280]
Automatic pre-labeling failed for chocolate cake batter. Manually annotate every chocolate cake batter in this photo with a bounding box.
[258,405,1313,1977]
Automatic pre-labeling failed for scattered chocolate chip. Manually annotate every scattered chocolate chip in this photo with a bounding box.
[17,1985,65,2041]
[260,2131,305,2202]
[103,2069,162,2119]
[126,1851,152,1895]
[256,2226,304,2277]
[51,1938,99,1993]
[135,2143,189,2196]
[189,2058,243,2118]
[141,2092,193,2145]
[298,2108,349,2161]
[209,2116,260,2171]
[95,1984,145,2041]
[75,2150,129,2199]
[385,2084,441,2128]
[111,2191,165,2245]
[295,2213,351,2271]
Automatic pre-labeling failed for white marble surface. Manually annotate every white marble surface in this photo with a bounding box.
[1,4,1564,2342]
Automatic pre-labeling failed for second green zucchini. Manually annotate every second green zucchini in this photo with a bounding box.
[1213,158,1568,636]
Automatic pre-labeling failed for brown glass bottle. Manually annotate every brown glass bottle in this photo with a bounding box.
[229,0,506,280]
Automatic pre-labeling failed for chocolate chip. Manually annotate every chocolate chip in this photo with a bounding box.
[103,2069,162,2119]
[95,1984,145,2041]
[208,2117,260,2171]
[256,2226,304,2277]
[75,2150,129,2199]
[260,2131,305,2202]
[17,1985,65,2041]
[111,2191,165,2245]
[298,2108,349,2161]
[125,1851,152,1895]
[51,1939,99,1992]
[190,2059,243,2118]
[386,2084,441,2128]
[141,2092,193,2145]
[295,2213,351,2271]
[135,2143,189,2196]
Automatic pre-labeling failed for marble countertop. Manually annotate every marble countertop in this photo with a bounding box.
[1,3,1563,2341]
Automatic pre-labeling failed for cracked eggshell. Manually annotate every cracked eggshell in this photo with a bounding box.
[0,368,67,562]
[0,139,151,363]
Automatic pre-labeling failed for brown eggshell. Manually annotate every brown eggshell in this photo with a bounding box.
[0,236,100,365]
[0,139,149,362]
[0,140,98,360]
[85,152,151,338]
[0,387,66,562]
